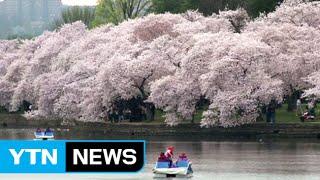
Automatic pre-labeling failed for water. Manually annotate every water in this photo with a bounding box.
[1,128,320,179]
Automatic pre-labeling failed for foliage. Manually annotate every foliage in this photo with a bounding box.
[52,6,95,29]
[151,0,192,14]
[246,0,282,17]
[151,0,282,18]
[92,0,152,26]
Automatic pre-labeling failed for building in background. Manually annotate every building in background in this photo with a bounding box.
[0,0,93,39]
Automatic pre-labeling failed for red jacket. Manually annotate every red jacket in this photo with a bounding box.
[165,147,174,158]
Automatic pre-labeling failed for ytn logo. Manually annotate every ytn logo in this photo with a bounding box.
[0,140,145,173]
[9,149,57,165]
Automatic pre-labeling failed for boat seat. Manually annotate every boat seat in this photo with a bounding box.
[156,162,170,168]
[176,160,189,167]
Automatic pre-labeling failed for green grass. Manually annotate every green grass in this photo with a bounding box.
[275,104,320,124]
[149,109,205,124]
[152,110,165,123]
[274,104,300,123]
[1,103,319,125]
[151,103,320,124]
[0,113,27,122]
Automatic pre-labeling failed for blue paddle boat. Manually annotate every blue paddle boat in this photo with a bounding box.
[153,154,193,178]
[34,128,54,140]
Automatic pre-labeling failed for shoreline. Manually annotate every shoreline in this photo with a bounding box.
[68,123,320,139]
[1,116,320,139]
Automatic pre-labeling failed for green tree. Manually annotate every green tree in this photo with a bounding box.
[151,0,282,18]
[151,0,246,15]
[151,0,188,14]
[52,6,95,29]
[189,0,246,16]
[92,0,151,27]
[246,0,282,18]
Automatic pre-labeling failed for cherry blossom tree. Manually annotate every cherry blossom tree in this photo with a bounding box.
[245,1,320,110]
[303,72,320,98]
[149,1,320,126]
[1,1,320,128]
[1,12,234,122]
[149,32,283,127]
[0,40,20,108]
[265,0,320,29]
[218,8,249,33]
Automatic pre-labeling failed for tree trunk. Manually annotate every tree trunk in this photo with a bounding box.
[287,90,299,112]
[144,103,155,121]
[191,114,195,124]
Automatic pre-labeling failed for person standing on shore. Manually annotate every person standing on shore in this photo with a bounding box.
[108,106,116,123]
[308,99,316,117]
[296,98,302,116]
[28,104,32,112]
[266,100,277,124]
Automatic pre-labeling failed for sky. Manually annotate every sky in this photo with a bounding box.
[0,0,98,6]
[0,0,98,5]
[61,0,98,6]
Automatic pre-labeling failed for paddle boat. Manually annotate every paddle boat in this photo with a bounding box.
[153,152,193,178]
[34,128,54,140]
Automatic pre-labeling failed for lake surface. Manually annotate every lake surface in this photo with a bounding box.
[1,128,320,179]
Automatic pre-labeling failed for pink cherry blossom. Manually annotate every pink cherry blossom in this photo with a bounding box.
[1,1,320,127]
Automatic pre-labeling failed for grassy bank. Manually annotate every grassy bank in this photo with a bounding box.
[0,104,319,127]
[152,103,320,124]
[1,111,320,139]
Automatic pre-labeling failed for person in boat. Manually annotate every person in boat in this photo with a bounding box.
[177,153,188,161]
[177,153,189,163]
[175,153,189,167]
[36,128,42,133]
[165,146,174,167]
[45,127,52,135]
[157,152,168,162]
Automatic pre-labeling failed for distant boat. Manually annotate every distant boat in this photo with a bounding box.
[34,131,54,140]
[153,159,193,178]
